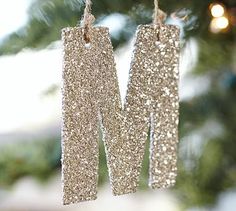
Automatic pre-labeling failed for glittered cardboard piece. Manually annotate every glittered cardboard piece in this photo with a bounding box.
[61,25,180,205]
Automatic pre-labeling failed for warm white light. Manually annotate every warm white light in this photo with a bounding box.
[210,3,225,18]
[210,16,229,33]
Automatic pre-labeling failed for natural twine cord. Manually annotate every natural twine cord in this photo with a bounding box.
[81,0,167,42]
[81,0,95,43]
[153,0,167,25]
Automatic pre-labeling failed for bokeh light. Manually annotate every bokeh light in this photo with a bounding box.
[210,3,225,18]
[210,16,229,33]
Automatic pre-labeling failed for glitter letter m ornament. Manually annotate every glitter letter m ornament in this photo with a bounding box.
[61,0,180,205]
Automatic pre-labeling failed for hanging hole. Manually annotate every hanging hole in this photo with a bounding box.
[157,31,160,41]
[157,25,163,41]
[83,26,91,46]
[154,24,161,41]
[85,42,91,48]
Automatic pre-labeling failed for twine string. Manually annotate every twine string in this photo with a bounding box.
[153,0,167,25]
[81,0,95,43]
[81,0,166,41]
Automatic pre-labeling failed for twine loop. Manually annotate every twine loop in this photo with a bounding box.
[81,0,95,43]
[81,0,166,42]
[153,0,167,25]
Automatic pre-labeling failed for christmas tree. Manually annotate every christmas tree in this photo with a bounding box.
[0,0,236,209]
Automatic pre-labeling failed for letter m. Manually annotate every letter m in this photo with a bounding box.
[61,25,180,204]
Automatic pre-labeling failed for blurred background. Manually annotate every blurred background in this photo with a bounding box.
[0,0,236,210]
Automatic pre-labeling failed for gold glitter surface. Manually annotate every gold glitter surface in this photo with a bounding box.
[61,24,180,205]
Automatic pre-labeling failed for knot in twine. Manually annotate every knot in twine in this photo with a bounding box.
[153,0,167,25]
[81,0,167,42]
[81,0,95,43]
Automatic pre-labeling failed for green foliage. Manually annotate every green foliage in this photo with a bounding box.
[2,0,235,55]
[0,138,61,187]
[98,141,109,186]
[177,70,236,207]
